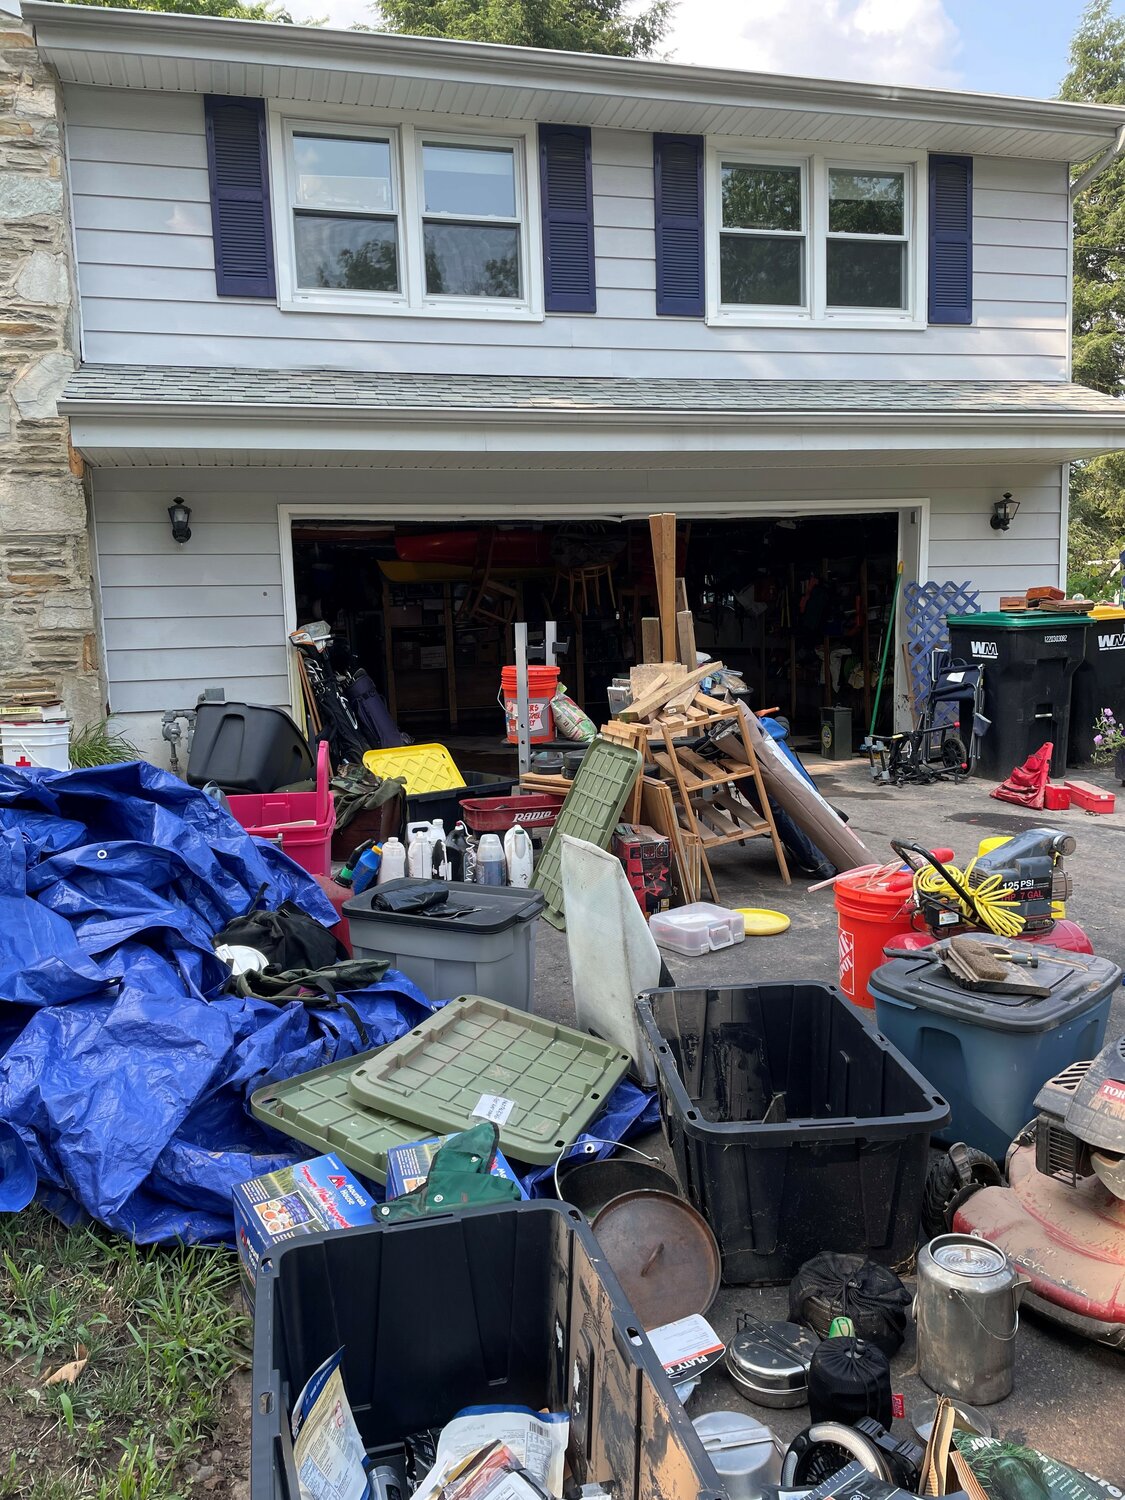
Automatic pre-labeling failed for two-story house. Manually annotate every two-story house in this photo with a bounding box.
[18,1,1125,759]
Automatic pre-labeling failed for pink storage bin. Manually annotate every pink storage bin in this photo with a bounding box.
[227,739,336,876]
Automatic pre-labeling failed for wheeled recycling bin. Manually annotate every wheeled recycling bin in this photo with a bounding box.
[870,937,1120,1161]
[947,612,1093,779]
[1069,606,1125,764]
[251,1202,729,1500]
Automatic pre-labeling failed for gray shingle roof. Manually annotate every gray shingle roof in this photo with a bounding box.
[60,366,1125,419]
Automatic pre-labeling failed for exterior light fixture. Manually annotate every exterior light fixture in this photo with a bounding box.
[168,499,192,544]
[990,493,1019,532]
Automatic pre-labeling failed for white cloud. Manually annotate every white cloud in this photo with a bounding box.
[311,0,964,91]
[667,0,963,88]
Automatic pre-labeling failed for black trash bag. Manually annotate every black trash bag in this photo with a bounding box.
[807,1336,892,1429]
[214,899,347,971]
[370,882,451,916]
[788,1252,911,1357]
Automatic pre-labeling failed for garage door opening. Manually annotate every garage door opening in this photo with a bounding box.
[289,512,900,764]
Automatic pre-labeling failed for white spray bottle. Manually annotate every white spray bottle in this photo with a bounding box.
[503,823,533,887]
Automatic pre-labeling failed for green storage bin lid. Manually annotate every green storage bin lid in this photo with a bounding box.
[250,1051,423,1184]
[346,994,632,1165]
[531,735,643,930]
[948,612,1094,629]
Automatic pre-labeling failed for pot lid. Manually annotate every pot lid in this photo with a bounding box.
[693,1411,780,1455]
[591,1190,720,1329]
[726,1319,819,1388]
[931,1238,1008,1276]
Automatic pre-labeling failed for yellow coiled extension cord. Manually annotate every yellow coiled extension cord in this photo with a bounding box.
[912,856,1026,940]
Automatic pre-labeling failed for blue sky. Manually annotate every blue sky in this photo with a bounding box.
[315,0,1109,101]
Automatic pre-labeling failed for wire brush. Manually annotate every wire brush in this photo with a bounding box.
[913,856,1026,939]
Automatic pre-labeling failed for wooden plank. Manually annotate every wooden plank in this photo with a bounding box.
[640,776,698,904]
[674,577,689,614]
[618,661,715,722]
[676,609,697,667]
[641,617,661,664]
[649,512,677,662]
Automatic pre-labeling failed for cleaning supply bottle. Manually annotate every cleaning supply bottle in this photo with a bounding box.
[377,836,406,884]
[447,822,469,882]
[406,821,435,878]
[429,819,452,880]
[351,844,383,895]
[475,832,507,886]
[503,823,533,888]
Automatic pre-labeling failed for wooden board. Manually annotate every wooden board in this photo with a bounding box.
[630,662,685,697]
[641,617,661,664]
[618,661,716,722]
[649,513,677,662]
[639,775,699,905]
[676,609,697,668]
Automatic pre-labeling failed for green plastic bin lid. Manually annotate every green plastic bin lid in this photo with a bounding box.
[532,735,643,931]
[249,1051,423,1185]
[948,612,1094,629]
[346,995,632,1165]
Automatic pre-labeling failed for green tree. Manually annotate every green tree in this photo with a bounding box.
[56,0,297,19]
[373,0,673,57]
[1061,0,1125,595]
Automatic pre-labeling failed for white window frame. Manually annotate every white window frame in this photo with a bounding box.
[706,140,927,329]
[715,150,810,319]
[270,105,543,322]
[281,118,406,307]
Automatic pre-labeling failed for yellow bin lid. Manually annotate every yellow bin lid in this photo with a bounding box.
[1090,604,1125,620]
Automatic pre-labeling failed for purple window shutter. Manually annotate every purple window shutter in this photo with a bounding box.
[539,124,595,313]
[928,154,972,324]
[204,96,276,299]
[654,133,704,317]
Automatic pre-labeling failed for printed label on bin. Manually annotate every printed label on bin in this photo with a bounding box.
[473,1093,516,1125]
[647,1315,724,1380]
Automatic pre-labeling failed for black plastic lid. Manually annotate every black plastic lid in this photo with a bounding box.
[343,878,545,931]
[870,937,1121,1032]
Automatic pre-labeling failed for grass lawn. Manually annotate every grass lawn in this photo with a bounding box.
[0,1207,250,1499]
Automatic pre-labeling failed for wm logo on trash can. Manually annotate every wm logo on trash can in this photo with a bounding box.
[1097,632,1125,651]
[970,640,999,658]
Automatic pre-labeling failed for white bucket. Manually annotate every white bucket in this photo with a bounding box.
[1,718,71,771]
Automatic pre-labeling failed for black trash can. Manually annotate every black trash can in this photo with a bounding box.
[947,612,1093,780]
[1069,609,1125,764]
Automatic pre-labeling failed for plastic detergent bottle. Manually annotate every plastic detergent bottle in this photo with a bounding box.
[351,845,383,895]
[429,819,452,880]
[503,823,533,887]
[377,836,406,884]
[406,821,435,878]
[475,832,507,886]
[447,822,470,882]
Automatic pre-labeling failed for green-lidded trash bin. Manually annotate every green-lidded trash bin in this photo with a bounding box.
[1069,606,1125,765]
[947,612,1093,780]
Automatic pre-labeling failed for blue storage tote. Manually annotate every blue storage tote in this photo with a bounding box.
[870,937,1120,1162]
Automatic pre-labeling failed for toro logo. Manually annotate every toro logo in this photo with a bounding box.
[970,640,999,659]
[1098,632,1125,651]
[1096,1078,1125,1108]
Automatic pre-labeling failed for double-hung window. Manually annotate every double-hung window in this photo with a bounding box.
[709,148,921,324]
[278,117,534,316]
[290,128,401,295]
[719,160,806,310]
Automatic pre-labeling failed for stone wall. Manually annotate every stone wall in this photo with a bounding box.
[0,0,102,723]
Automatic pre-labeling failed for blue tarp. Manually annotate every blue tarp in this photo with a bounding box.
[0,761,657,1242]
[0,762,433,1243]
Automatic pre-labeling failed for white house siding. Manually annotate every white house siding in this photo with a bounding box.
[65,87,1070,381]
[91,459,1064,759]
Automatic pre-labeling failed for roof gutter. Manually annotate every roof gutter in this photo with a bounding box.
[1071,122,1125,199]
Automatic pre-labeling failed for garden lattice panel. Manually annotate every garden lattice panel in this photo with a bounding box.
[905,581,980,724]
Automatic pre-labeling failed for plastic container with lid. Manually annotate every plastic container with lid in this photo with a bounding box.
[344,878,544,1008]
[870,936,1121,1160]
[948,611,1093,780]
[1069,604,1125,764]
[649,902,746,957]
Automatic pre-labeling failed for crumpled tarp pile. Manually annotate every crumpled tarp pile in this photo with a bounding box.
[0,760,658,1242]
[0,760,433,1244]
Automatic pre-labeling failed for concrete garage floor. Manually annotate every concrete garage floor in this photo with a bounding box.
[530,757,1125,1481]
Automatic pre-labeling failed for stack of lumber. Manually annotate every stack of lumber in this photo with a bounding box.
[1000,586,1092,615]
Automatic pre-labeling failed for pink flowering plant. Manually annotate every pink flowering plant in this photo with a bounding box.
[1091,706,1125,764]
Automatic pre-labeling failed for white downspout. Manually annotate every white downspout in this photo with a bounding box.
[1070,123,1125,200]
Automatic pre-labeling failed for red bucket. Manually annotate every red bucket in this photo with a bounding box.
[834,864,917,1010]
[500,665,559,743]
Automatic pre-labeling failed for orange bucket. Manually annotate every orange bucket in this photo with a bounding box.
[834,865,917,1009]
[500,664,559,743]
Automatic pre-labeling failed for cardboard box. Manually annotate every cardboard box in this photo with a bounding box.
[233,1154,377,1308]
[613,822,672,915]
[385,1135,528,1201]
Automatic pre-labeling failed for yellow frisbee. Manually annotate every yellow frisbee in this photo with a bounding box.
[735,907,791,936]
